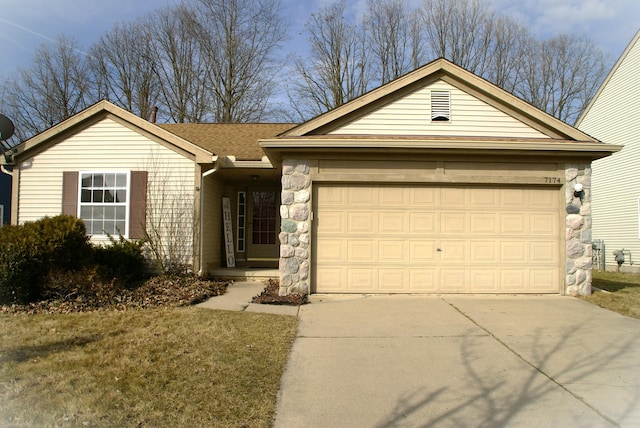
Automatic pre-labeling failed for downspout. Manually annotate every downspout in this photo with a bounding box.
[198,157,219,276]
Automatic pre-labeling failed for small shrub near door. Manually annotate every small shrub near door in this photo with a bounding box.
[94,234,147,284]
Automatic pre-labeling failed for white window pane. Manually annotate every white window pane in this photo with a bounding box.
[104,206,115,219]
[81,174,92,187]
[104,173,116,187]
[116,190,127,203]
[92,220,103,235]
[93,206,104,220]
[93,174,104,187]
[116,173,127,187]
[116,206,126,220]
[104,220,115,235]
[116,220,126,234]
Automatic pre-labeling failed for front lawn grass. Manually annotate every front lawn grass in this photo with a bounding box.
[0,307,297,427]
[582,270,640,319]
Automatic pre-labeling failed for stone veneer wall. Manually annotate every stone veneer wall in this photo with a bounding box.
[278,159,594,296]
[279,159,312,296]
[565,163,593,296]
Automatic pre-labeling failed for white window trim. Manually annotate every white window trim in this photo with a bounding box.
[0,204,3,226]
[78,171,131,238]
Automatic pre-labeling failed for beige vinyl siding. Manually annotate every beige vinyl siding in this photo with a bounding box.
[201,174,224,271]
[330,80,549,138]
[578,37,640,270]
[18,117,195,247]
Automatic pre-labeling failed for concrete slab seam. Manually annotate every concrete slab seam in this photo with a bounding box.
[441,297,620,428]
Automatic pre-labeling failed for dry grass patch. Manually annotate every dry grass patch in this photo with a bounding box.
[582,271,640,319]
[0,308,297,427]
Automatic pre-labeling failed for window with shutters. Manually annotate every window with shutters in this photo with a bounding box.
[79,171,130,236]
[431,90,451,122]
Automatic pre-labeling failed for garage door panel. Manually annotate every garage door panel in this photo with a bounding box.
[529,241,558,263]
[379,269,405,291]
[409,269,438,291]
[347,240,376,261]
[410,187,437,205]
[470,188,498,207]
[530,214,558,235]
[410,212,437,233]
[440,212,467,234]
[500,270,527,292]
[470,213,498,234]
[317,211,345,233]
[316,239,344,261]
[348,187,376,205]
[409,241,437,261]
[316,268,345,292]
[500,213,528,234]
[530,270,559,292]
[470,269,499,292]
[470,241,498,262]
[379,240,405,261]
[314,184,560,294]
[347,269,376,290]
[501,242,527,263]
[347,212,376,233]
[441,240,467,262]
[441,188,466,206]
[379,212,406,233]
[440,269,466,292]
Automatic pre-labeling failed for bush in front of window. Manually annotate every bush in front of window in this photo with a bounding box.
[94,234,147,285]
[0,215,93,304]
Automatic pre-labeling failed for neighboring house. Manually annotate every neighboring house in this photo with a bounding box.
[1,59,620,296]
[0,170,9,225]
[576,30,640,273]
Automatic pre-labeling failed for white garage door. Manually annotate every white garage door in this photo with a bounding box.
[314,184,561,293]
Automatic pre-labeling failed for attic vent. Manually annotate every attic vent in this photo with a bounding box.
[431,90,451,122]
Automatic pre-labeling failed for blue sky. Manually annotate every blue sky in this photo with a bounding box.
[0,0,638,81]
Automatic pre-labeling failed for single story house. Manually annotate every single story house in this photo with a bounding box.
[576,30,640,273]
[1,58,621,295]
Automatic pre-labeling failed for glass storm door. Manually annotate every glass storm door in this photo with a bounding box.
[247,190,279,264]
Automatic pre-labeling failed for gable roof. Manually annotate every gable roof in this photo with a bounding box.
[283,58,596,142]
[576,29,640,128]
[9,100,216,164]
[262,58,621,164]
[158,123,295,161]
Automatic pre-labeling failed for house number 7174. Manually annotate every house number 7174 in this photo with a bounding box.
[544,177,562,184]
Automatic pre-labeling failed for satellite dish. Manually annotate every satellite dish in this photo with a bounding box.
[0,114,15,141]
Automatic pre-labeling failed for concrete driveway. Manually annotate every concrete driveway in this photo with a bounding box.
[274,295,640,427]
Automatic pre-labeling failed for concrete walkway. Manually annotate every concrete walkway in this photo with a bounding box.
[196,281,299,316]
[274,295,640,428]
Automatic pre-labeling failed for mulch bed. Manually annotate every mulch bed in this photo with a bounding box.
[252,278,307,306]
[0,274,229,315]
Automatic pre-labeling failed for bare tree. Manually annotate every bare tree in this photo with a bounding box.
[3,35,91,140]
[146,5,212,123]
[366,0,413,84]
[422,0,494,76]
[193,0,288,123]
[88,21,160,121]
[484,16,530,94]
[516,33,610,124]
[288,0,370,121]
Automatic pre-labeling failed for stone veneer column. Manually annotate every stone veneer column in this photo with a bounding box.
[279,159,311,296]
[565,164,593,296]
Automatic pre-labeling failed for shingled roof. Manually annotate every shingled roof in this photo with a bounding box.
[157,123,296,161]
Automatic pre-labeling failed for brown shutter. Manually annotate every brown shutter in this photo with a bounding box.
[129,171,148,239]
[62,171,79,216]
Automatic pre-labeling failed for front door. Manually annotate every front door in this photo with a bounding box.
[246,189,279,266]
